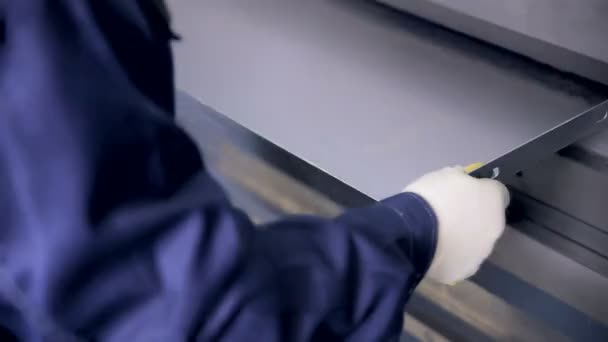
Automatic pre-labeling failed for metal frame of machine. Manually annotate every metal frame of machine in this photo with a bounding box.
[376,0,608,85]
[472,100,608,180]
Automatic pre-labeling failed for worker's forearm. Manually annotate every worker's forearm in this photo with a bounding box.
[114,189,437,341]
[252,193,437,340]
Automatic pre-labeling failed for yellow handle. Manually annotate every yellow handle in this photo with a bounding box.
[464,162,484,174]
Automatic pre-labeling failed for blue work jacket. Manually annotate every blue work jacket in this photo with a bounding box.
[0,1,437,340]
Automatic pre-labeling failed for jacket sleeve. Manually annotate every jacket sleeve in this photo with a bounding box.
[0,1,437,341]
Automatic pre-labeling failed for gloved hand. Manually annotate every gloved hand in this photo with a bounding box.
[405,167,510,285]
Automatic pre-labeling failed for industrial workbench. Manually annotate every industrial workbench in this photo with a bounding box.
[168,0,608,340]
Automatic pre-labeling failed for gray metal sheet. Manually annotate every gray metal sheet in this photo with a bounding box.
[168,0,607,200]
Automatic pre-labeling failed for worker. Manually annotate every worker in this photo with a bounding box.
[0,1,509,341]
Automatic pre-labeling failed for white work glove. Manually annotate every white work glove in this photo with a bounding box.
[405,167,510,285]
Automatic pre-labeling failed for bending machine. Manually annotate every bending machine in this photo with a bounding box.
[169,0,608,340]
